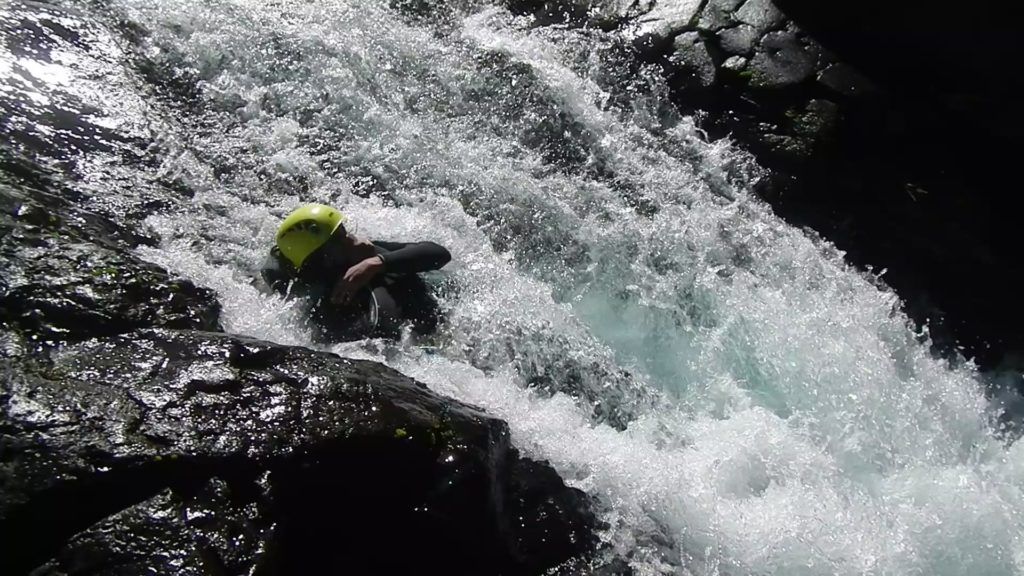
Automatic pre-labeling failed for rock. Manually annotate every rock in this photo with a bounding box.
[589,0,655,27]
[734,0,786,33]
[657,0,1024,377]
[697,0,745,31]
[742,0,1024,374]
[722,54,749,71]
[629,0,704,49]
[718,23,760,55]
[747,28,820,88]
[0,180,222,345]
[817,62,879,97]
[505,458,602,570]
[30,483,270,576]
[666,32,716,89]
[503,0,651,28]
[0,153,158,249]
[772,0,1018,97]
[795,99,839,135]
[1,329,596,575]
[761,99,840,159]
[501,1,583,25]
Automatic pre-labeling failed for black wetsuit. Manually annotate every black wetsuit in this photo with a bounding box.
[261,241,451,342]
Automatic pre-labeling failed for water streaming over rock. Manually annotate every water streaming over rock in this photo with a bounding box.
[3,0,1022,573]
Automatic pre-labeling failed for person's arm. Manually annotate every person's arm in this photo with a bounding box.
[330,240,450,305]
[372,240,451,274]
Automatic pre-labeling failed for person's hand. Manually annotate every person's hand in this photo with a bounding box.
[330,256,385,305]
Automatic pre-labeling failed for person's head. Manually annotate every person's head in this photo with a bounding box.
[275,203,349,272]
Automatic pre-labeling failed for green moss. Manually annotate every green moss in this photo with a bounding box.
[90,266,119,277]
[430,418,458,446]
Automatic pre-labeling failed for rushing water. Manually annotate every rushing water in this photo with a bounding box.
[3,0,1023,573]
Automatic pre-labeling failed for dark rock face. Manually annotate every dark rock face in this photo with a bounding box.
[756,0,1024,376]
[29,484,268,576]
[667,31,716,90]
[0,2,196,228]
[502,0,857,167]
[0,190,222,345]
[747,27,820,88]
[771,0,1019,99]
[2,329,595,575]
[0,160,223,345]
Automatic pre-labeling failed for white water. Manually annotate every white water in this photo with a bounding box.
[11,0,1024,572]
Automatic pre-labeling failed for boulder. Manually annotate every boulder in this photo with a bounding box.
[747,28,821,88]
[667,31,717,89]
[697,0,746,31]
[717,23,760,55]
[733,0,785,34]
[629,0,704,48]
[721,55,749,71]
[2,329,597,575]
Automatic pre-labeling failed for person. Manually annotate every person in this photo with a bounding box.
[261,203,451,342]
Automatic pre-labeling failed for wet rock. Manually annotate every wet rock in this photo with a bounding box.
[589,0,655,27]
[697,0,746,31]
[772,0,1018,97]
[666,32,716,89]
[1,329,596,575]
[686,0,1024,373]
[0,2,200,228]
[718,23,760,55]
[0,152,157,248]
[734,0,785,33]
[793,99,839,137]
[629,0,704,49]
[762,99,839,159]
[503,0,650,28]
[30,482,270,576]
[721,54,749,71]
[817,62,879,96]
[502,0,585,26]
[0,180,221,345]
[747,28,820,88]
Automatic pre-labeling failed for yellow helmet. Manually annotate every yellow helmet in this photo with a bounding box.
[275,204,346,269]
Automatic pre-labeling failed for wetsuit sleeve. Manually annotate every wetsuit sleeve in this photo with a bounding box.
[372,240,451,274]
